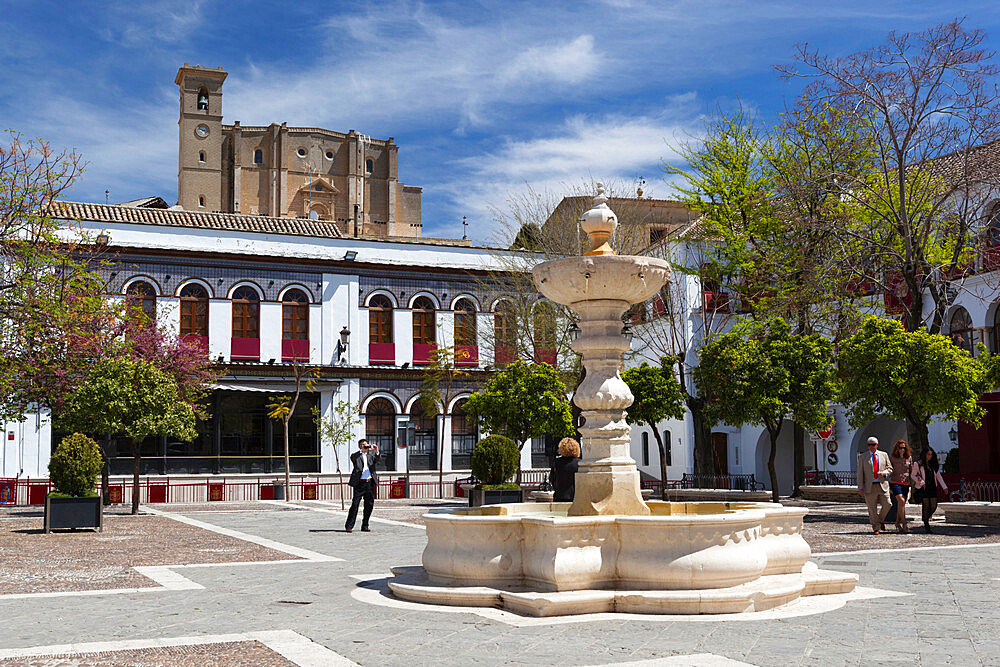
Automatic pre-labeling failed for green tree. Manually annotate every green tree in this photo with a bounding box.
[694,318,837,502]
[314,400,363,509]
[837,317,990,456]
[56,358,197,514]
[464,360,573,479]
[621,357,685,488]
[266,361,319,500]
[418,345,472,498]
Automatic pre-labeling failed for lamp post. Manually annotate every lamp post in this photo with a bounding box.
[949,425,958,444]
[336,326,350,365]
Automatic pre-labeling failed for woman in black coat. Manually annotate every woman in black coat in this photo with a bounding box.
[550,437,580,502]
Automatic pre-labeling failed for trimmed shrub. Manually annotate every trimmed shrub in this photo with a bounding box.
[48,433,103,497]
[943,447,959,474]
[471,434,519,486]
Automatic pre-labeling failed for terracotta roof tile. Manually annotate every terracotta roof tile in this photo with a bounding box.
[53,201,343,239]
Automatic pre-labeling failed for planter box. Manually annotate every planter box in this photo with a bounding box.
[44,495,102,533]
[468,488,524,507]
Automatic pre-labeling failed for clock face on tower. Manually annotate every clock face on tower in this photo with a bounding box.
[195,124,209,138]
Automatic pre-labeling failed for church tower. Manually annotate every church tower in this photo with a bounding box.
[176,64,227,211]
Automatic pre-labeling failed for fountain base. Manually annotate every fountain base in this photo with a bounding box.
[388,501,858,616]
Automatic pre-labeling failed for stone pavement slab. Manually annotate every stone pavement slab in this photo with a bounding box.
[0,501,997,665]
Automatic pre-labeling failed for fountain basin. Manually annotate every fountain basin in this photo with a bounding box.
[532,254,670,307]
[389,501,855,616]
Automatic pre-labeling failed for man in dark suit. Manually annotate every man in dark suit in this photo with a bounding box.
[345,438,380,533]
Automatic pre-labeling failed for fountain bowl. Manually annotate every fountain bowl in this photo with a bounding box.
[532,254,671,307]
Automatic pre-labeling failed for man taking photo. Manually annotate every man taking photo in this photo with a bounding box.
[345,439,380,533]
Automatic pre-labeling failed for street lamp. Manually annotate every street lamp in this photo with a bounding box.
[949,426,958,444]
[567,321,581,342]
[336,326,351,364]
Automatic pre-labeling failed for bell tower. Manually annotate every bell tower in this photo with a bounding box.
[176,64,227,211]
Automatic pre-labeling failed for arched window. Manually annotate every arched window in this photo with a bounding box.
[454,299,477,347]
[410,396,437,471]
[198,195,205,207]
[412,296,436,346]
[198,151,205,163]
[197,87,209,111]
[450,399,475,469]
[988,203,1000,245]
[368,294,393,344]
[365,158,373,174]
[365,397,395,470]
[126,281,157,322]
[254,149,263,165]
[494,301,516,366]
[533,301,557,365]
[179,284,209,338]
[232,286,260,339]
[282,289,309,341]
[992,304,1000,354]
[950,307,975,356]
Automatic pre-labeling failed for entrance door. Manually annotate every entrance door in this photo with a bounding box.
[712,432,728,476]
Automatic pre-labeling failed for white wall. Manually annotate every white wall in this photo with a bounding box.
[259,301,282,362]
[2,411,51,478]
[208,299,231,360]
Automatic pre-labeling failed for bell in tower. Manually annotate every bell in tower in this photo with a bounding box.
[197,88,209,111]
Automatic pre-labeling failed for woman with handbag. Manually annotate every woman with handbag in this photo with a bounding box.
[888,440,913,533]
[912,447,949,533]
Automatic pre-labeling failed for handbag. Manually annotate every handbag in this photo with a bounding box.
[912,462,925,489]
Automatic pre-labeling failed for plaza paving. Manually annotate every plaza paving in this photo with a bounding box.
[0,499,997,665]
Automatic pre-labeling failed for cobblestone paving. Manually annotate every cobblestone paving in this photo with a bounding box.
[0,499,997,665]
[0,508,301,594]
[0,641,293,666]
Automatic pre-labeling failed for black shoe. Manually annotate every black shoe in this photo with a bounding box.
[361,527,371,532]
[345,528,353,533]
[925,524,932,534]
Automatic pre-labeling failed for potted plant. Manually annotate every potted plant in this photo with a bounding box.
[469,435,523,507]
[44,433,104,532]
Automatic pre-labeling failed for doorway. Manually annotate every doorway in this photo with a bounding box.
[712,432,728,475]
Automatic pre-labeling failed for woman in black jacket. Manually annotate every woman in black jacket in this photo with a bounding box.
[550,437,580,502]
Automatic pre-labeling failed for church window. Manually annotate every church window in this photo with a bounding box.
[197,87,209,111]
[198,151,205,162]
[325,150,334,159]
[297,147,307,157]
[198,195,205,207]
[365,158,373,174]
[315,184,322,192]
[309,210,319,220]
[254,149,263,165]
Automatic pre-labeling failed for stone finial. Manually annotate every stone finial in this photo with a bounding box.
[579,182,617,256]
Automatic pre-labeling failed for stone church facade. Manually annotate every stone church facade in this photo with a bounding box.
[175,64,422,238]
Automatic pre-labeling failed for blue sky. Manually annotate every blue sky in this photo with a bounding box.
[4,1,1000,242]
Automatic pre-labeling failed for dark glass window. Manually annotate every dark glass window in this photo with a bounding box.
[126,281,157,321]
[450,399,475,469]
[366,397,395,470]
[950,307,974,356]
[663,430,672,466]
[368,294,393,343]
[409,396,437,470]
[179,283,209,337]
[413,296,436,345]
[232,286,260,338]
[282,289,309,340]
[641,432,649,466]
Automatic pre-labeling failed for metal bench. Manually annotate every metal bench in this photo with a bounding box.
[949,480,1000,502]
[679,473,765,491]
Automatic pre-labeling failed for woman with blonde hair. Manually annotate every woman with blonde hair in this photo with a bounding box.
[888,439,913,533]
[550,437,581,502]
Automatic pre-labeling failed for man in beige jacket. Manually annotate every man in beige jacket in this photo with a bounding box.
[857,436,893,534]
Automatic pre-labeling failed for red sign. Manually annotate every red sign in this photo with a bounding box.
[818,426,833,439]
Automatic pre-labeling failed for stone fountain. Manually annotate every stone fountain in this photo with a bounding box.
[387,186,857,616]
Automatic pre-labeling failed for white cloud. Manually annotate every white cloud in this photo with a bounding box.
[498,35,601,86]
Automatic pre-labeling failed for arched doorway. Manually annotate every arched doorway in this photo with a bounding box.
[849,416,906,468]
[409,397,438,470]
[365,398,396,471]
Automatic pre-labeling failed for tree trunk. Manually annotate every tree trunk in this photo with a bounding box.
[100,436,111,506]
[437,415,445,499]
[767,425,781,503]
[651,425,668,499]
[906,419,931,458]
[792,422,805,497]
[283,418,291,500]
[689,397,713,477]
[131,439,140,515]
